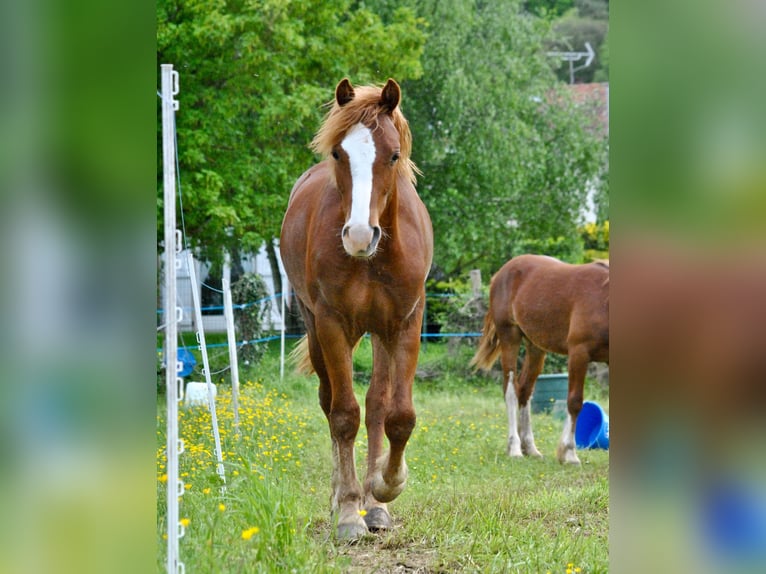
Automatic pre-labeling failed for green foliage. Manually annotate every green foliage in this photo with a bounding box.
[402,0,607,279]
[512,234,584,263]
[428,277,486,339]
[158,0,609,285]
[524,0,575,18]
[157,0,426,264]
[580,219,609,251]
[231,273,272,366]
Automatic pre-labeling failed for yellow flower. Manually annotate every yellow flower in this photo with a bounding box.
[158,474,168,483]
[358,509,367,517]
[218,503,226,512]
[241,526,260,540]
[180,518,190,528]
[202,488,211,495]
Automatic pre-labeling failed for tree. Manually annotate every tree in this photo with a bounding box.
[157,0,426,267]
[399,0,606,278]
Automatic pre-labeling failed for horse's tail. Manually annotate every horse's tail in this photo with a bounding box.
[288,334,364,376]
[470,312,501,372]
[289,335,315,375]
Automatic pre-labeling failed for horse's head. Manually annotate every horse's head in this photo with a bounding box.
[313,78,414,259]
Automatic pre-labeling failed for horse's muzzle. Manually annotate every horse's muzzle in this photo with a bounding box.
[342,224,381,258]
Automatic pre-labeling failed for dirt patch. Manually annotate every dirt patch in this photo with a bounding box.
[336,539,440,574]
[313,518,449,573]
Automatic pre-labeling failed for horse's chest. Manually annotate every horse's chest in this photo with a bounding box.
[318,267,420,326]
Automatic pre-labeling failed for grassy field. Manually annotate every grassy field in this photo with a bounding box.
[157,338,609,573]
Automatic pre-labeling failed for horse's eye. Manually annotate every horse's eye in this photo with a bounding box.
[391,152,400,164]
[331,150,340,160]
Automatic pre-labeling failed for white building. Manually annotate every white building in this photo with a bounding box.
[166,243,287,334]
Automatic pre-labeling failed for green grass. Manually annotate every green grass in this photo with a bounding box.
[157,339,609,573]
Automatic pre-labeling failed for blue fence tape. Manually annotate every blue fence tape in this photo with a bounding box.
[157,291,462,315]
[158,331,480,354]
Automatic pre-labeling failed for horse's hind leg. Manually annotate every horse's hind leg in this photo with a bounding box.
[557,346,588,465]
[497,323,523,457]
[516,341,545,458]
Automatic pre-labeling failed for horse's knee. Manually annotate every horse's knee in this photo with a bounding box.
[567,394,584,416]
[385,408,416,445]
[329,405,360,442]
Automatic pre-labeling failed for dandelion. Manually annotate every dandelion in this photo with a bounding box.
[203,488,211,495]
[358,509,367,517]
[158,474,168,483]
[180,518,190,528]
[218,503,226,512]
[241,526,260,540]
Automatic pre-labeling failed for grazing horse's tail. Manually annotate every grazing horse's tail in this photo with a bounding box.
[470,312,501,372]
[289,336,315,375]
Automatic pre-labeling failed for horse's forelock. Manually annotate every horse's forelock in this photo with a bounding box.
[311,84,417,185]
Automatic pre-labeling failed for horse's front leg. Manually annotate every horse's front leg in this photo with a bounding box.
[557,347,588,465]
[361,335,393,531]
[369,321,420,507]
[315,317,367,540]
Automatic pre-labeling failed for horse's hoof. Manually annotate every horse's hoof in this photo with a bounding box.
[371,476,406,503]
[363,507,392,532]
[507,441,523,457]
[556,446,581,465]
[336,520,368,541]
[524,448,543,459]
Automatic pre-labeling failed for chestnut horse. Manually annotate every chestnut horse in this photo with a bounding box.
[280,79,433,539]
[470,254,609,465]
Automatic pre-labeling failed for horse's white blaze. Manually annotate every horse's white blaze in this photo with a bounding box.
[505,373,523,456]
[341,123,376,228]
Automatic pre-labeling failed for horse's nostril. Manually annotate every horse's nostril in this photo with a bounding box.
[372,226,381,245]
[342,225,350,238]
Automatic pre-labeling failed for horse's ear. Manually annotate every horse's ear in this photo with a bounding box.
[380,78,400,113]
[335,78,355,107]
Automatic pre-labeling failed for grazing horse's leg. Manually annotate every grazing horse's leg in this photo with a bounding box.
[557,346,589,465]
[362,335,393,530]
[313,314,367,540]
[516,340,545,458]
[370,318,421,505]
[496,323,523,457]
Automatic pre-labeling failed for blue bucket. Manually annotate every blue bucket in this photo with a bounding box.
[575,401,609,450]
[177,348,197,377]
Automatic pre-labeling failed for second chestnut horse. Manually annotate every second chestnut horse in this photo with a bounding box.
[471,254,609,464]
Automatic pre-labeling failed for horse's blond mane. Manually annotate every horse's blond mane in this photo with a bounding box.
[310,84,419,186]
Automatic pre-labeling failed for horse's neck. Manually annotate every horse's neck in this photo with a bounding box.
[380,185,402,236]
